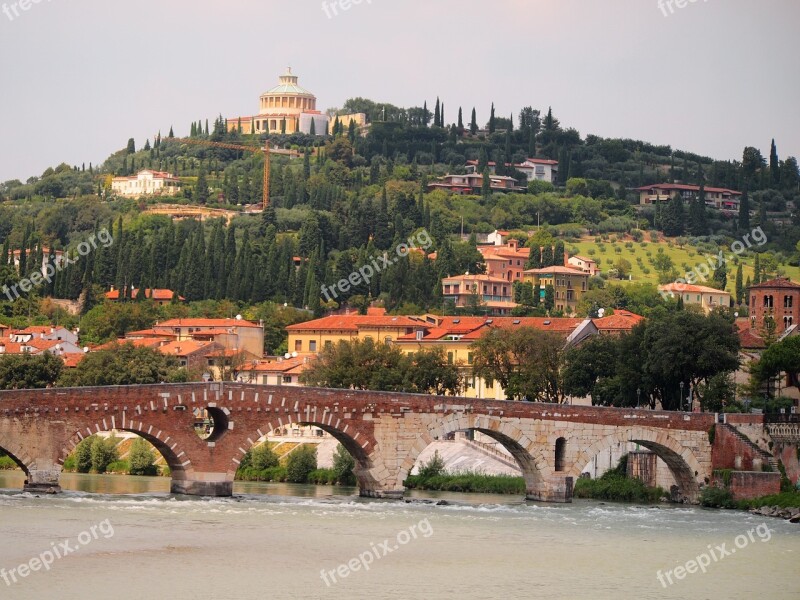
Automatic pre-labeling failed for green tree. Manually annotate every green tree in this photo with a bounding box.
[128,438,157,476]
[738,188,750,230]
[90,436,118,473]
[250,443,280,470]
[405,347,463,395]
[196,166,209,204]
[470,108,478,135]
[58,343,184,387]
[332,444,356,485]
[0,353,63,389]
[286,445,317,483]
[73,437,94,473]
[712,261,727,291]
[735,264,744,304]
[544,284,555,311]
[472,327,565,402]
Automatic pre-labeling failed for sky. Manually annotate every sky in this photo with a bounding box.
[0,0,798,183]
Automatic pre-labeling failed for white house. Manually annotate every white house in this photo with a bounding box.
[111,170,181,198]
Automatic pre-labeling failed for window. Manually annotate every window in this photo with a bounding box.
[283,376,292,384]
[294,340,302,352]
[309,340,317,352]
[555,438,566,472]
[467,352,473,365]
[785,296,794,309]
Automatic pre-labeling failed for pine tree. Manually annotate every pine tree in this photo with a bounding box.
[470,108,478,135]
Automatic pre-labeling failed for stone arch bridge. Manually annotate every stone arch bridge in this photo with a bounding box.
[0,383,718,502]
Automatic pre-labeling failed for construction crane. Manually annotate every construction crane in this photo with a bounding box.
[171,137,271,209]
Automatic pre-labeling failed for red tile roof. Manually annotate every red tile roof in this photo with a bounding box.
[156,318,262,329]
[106,288,184,301]
[524,266,588,275]
[286,315,421,332]
[635,183,741,195]
[749,278,800,290]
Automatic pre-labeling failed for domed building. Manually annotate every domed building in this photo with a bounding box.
[227,68,329,136]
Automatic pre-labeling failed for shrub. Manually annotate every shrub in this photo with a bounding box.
[106,459,130,473]
[699,486,736,509]
[405,471,525,495]
[417,450,446,478]
[286,445,318,483]
[250,444,279,471]
[0,455,18,470]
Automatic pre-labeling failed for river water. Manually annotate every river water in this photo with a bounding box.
[0,472,797,600]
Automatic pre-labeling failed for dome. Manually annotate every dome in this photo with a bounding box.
[263,67,314,97]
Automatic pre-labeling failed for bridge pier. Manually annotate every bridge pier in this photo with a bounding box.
[23,467,62,495]
[526,475,574,503]
[170,473,233,497]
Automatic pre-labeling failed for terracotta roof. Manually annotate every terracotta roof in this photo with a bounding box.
[62,354,85,368]
[397,316,585,342]
[94,338,168,351]
[156,318,262,329]
[749,278,800,290]
[239,356,308,373]
[635,183,741,195]
[659,283,731,295]
[524,266,588,275]
[158,340,217,357]
[593,310,645,331]
[106,288,184,301]
[286,315,421,332]
[442,274,511,284]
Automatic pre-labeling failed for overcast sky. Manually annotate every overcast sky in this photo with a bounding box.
[0,0,798,182]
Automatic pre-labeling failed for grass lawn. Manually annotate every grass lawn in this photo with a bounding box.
[569,235,800,294]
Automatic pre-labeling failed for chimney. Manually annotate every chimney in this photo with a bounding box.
[564,251,569,267]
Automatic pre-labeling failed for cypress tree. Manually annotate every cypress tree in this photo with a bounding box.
[434,98,440,127]
[738,187,750,230]
[735,263,744,305]
[770,139,780,186]
[470,108,478,135]
[489,103,496,134]
[753,253,761,285]
[309,118,316,136]
[457,107,464,133]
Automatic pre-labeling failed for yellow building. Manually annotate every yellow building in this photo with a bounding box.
[658,283,732,314]
[285,311,424,355]
[523,266,590,315]
[227,68,327,136]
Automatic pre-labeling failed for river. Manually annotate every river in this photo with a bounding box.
[0,472,797,600]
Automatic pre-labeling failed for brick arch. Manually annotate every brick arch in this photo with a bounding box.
[235,414,378,490]
[393,413,547,493]
[0,432,33,474]
[58,420,193,479]
[567,428,703,500]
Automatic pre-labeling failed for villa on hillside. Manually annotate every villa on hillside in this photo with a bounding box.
[636,183,742,210]
[522,266,590,314]
[427,173,524,195]
[111,170,181,198]
[658,283,732,314]
[466,158,559,184]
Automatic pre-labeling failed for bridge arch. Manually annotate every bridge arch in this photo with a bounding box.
[567,428,704,501]
[0,432,33,475]
[394,413,547,495]
[58,420,194,481]
[236,416,376,491]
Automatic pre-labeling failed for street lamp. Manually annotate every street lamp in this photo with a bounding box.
[636,387,641,409]
[679,381,684,412]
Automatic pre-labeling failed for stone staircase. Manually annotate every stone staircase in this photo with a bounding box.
[462,439,519,471]
[722,424,779,471]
